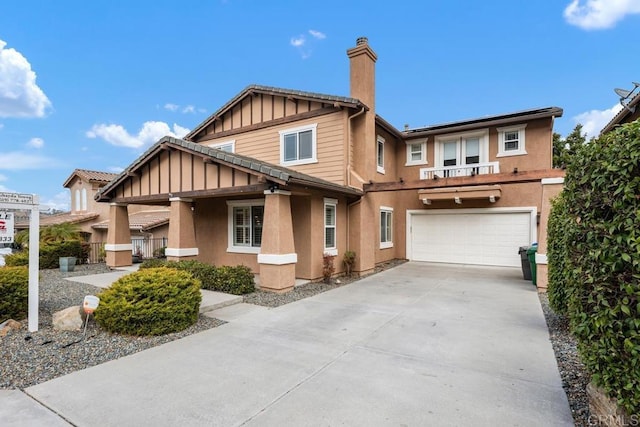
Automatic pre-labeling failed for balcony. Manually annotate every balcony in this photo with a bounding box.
[420,162,500,180]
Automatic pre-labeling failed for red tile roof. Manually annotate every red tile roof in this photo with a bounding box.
[92,209,170,231]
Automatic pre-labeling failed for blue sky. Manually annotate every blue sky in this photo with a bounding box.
[1,0,639,211]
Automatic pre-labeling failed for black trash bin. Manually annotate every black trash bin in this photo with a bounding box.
[518,246,532,281]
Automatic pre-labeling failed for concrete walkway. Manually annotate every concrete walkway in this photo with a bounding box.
[21,262,572,426]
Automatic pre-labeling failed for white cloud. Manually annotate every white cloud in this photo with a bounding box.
[573,103,623,137]
[0,152,58,170]
[290,36,305,47]
[164,103,179,112]
[40,191,71,212]
[107,166,124,173]
[27,137,44,148]
[182,105,195,114]
[87,121,190,148]
[564,0,640,29]
[0,39,51,118]
[308,30,326,40]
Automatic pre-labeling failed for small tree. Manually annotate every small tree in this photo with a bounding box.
[322,253,335,284]
[343,250,356,277]
[552,124,587,169]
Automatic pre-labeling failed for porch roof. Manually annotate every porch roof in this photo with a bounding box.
[418,185,502,204]
[95,137,363,202]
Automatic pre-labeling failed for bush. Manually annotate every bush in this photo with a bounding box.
[95,267,201,336]
[153,246,166,258]
[139,258,168,269]
[207,265,255,295]
[547,194,572,314]
[557,120,640,415]
[4,251,28,267]
[343,250,356,277]
[323,253,335,283]
[0,266,29,321]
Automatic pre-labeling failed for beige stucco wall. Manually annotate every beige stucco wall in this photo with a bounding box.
[536,180,564,291]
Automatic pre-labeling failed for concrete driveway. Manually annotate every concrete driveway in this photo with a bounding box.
[25,262,573,426]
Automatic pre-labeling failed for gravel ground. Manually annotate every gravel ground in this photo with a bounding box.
[539,292,591,426]
[1,264,224,390]
[2,261,591,427]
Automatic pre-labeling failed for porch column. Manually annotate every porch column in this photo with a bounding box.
[105,203,132,267]
[258,190,297,292]
[348,197,376,276]
[165,197,199,261]
[536,177,565,292]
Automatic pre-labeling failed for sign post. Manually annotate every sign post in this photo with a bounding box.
[0,192,39,332]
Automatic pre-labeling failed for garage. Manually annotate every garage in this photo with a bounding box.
[408,208,536,267]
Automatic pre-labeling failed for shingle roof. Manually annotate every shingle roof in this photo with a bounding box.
[92,209,170,231]
[96,137,363,201]
[63,169,119,188]
[15,212,100,229]
[403,107,564,137]
[184,84,366,140]
[600,91,640,135]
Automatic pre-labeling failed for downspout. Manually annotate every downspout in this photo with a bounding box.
[346,107,366,250]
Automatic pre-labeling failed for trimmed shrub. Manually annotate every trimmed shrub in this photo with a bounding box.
[322,253,335,283]
[343,250,356,277]
[558,120,640,415]
[4,251,28,267]
[95,267,201,336]
[0,266,29,321]
[547,194,572,314]
[139,258,168,269]
[207,265,255,295]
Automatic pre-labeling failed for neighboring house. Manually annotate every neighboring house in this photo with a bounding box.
[600,84,640,135]
[16,169,170,258]
[97,37,564,292]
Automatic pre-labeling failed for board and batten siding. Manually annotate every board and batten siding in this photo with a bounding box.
[200,111,348,186]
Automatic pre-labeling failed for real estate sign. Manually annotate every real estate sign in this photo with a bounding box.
[0,211,15,243]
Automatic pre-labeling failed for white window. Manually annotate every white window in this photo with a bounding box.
[324,198,337,256]
[406,140,427,166]
[435,129,488,177]
[207,140,235,153]
[74,189,81,212]
[81,188,87,211]
[497,124,527,157]
[380,207,393,249]
[279,124,317,166]
[227,199,264,254]
[377,136,385,173]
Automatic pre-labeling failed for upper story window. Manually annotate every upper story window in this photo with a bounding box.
[74,189,81,212]
[207,140,235,153]
[377,136,385,174]
[81,188,87,211]
[435,129,488,171]
[324,198,337,256]
[227,199,264,254]
[406,140,427,166]
[497,124,527,157]
[279,124,317,166]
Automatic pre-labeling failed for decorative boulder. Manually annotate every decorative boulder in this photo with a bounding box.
[0,319,21,337]
[52,306,83,331]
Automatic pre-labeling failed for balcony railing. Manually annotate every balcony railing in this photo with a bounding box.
[420,162,500,180]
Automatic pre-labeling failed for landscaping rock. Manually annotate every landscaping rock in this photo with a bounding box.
[0,319,21,337]
[52,306,83,331]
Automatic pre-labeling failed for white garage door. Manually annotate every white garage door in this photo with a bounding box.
[410,210,534,267]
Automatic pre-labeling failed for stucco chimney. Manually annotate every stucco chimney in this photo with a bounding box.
[347,37,377,111]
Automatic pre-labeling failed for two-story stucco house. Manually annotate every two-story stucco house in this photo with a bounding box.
[97,37,564,292]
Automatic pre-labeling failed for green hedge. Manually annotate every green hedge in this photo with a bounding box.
[139,259,255,295]
[95,267,201,336]
[4,240,84,269]
[547,194,572,315]
[548,120,640,414]
[0,266,29,321]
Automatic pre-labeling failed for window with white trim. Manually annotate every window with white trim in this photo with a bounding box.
[406,140,427,165]
[324,198,337,255]
[280,124,317,166]
[74,189,81,212]
[207,140,235,153]
[227,199,264,254]
[380,207,393,249]
[377,136,385,173]
[497,124,527,157]
[435,129,489,177]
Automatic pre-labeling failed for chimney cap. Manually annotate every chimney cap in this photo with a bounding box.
[356,37,368,46]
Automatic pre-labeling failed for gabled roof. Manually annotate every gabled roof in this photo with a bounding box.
[600,91,640,135]
[92,209,170,231]
[96,136,363,201]
[403,106,564,137]
[63,169,119,188]
[184,84,366,141]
